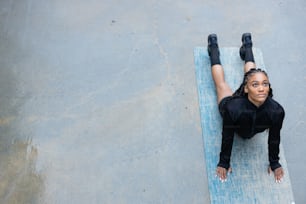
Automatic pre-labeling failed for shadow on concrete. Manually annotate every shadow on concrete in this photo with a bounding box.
[0,37,44,204]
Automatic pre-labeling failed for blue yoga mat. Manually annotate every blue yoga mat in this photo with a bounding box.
[194,47,295,204]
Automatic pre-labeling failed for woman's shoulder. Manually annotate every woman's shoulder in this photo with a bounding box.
[227,96,248,105]
[265,97,285,115]
[266,97,284,109]
[224,96,248,110]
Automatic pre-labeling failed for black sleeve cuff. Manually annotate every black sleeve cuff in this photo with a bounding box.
[217,161,230,170]
[270,162,282,171]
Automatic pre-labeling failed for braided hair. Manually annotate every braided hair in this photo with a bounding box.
[233,68,273,97]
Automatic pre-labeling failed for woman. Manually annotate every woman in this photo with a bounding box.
[207,33,285,183]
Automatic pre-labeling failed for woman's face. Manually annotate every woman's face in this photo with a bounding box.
[244,72,270,107]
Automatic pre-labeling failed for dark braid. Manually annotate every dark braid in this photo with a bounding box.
[233,68,273,97]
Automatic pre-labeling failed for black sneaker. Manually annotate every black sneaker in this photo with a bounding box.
[239,33,253,60]
[207,34,219,57]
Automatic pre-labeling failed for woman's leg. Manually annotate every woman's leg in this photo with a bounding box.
[244,61,256,73]
[211,64,233,104]
[208,34,233,104]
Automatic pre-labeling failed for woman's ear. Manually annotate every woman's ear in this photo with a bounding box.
[244,85,248,93]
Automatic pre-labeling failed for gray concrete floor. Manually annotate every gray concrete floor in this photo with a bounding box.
[0,0,305,203]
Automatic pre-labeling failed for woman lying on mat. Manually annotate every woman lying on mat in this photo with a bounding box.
[207,33,285,183]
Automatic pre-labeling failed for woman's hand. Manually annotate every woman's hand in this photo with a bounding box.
[268,166,284,183]
[216,166,232,182]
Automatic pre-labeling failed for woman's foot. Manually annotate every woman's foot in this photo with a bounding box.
[239,33,253,60]
[207,34,219,57]
[208,34,221,66]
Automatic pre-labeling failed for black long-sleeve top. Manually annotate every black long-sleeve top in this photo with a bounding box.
[218,96,285,171]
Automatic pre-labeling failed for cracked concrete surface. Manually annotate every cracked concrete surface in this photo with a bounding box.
[0,0,305,203]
